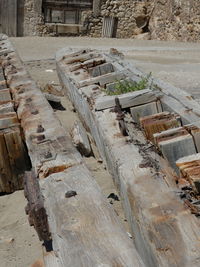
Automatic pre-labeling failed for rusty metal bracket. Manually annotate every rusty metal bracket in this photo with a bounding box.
[114,97,128,136]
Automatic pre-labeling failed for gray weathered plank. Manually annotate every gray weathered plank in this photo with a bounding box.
[95,89,159,111]
[130,101,159,123]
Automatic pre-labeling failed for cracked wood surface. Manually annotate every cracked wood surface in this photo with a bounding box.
[0,35,144,267]
[56,47,200,267]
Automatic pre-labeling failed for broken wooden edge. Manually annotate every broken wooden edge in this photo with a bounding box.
[57,47,200,266]
[1,36,145,266]
[176,153,200,194]
[0,45,30,193]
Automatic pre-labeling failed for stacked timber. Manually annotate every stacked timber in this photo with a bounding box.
[56,48,200,267]
[0,54,29,193]
[0,36,145,266]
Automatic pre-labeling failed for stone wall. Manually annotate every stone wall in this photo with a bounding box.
[149,0,200,42]
[84,0,200,41]
[24,0,44,36]
[22,0,200,41]
[83,0,151,38]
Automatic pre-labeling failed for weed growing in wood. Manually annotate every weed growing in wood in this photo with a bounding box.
[106,73,152,95]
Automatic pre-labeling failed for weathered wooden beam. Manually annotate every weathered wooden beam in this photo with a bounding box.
[140,112,181,143]
[176,153,200,194]
[77,72,125,88]
[0,112,19,129]
[95,89,159,111]
[0,126,28,193]
[0,88,11,102]
[1,36,145,266]
[130,101,160,123]
[57,48,200,266]
[157,132,197,172]
[0,101,14,114]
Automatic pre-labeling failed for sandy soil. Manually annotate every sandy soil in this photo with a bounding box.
[11,36,200,96]
[1,36,200,267]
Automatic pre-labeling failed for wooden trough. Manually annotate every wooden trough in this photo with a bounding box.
[56,47,200,267]
[0,35,145,266]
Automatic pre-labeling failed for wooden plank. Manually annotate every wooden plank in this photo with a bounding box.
[88,61,114,77]
[176,153,200,193]
[140,112,181,143]
[4,127,29,190]
[158,133,197,173]
[1,38,145,266]
[40,165,145,267]
[154,78,200,117]
[77,72,125,88]
[95,89,159,111]
[154,127,188,144]
[0,112,19,129]
[130,101,158,123]
[0,102,14,114]
[64,52,100,65]
[0,88,11,102]
[0,131,13,192]
[160,94,200,125]
[185,122,200,153]
[57,52,200,266]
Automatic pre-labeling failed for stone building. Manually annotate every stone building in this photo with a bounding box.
[0,0,200,41]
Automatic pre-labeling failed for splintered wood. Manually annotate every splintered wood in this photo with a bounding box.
[56,47,200,266]
[140,112,181,142]
[0,63,29,193]
[24,171,51,242]
[176,153,200,194]
[1,36,145,266]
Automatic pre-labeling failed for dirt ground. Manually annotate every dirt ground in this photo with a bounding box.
[1,37,200,267]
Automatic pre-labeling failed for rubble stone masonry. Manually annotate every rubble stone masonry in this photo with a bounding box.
[84,0,200,41]
[22,0,200,41]
[24,0,43,36]
[149,0,200,42]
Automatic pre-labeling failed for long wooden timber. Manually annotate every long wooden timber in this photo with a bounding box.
[0,35,145,266]
[0,38,29,193]
[56,48,200,267]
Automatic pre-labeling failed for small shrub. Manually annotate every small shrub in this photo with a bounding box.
[106,73,152,96]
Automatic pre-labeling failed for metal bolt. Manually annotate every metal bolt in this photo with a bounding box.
[31,109,39,115]
[44,151,52,159]
[37,134,45,142]
[37,124,44,133]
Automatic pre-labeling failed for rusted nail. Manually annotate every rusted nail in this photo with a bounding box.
[37,134,45,142]
[37,124,45,133]
[31,109,39,115]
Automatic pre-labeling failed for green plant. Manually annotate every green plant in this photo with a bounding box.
[106,73,152,96]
